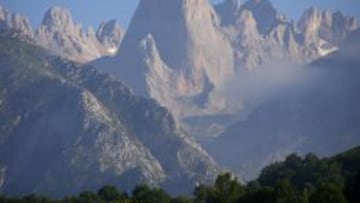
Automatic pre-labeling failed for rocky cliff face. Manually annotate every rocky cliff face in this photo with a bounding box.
[0,6,123,63]
[95,0,234,118]
[0,36,218,197]
[240,0,278,35]
[298,7,358,47]
[3,1,358,119]
[93,0,359,121]
[35,7,123,63]
[206,28,360,179]
[215,0,359,70]
[0,6,33,39]
[2,1,359,189]
[96,19,123,55]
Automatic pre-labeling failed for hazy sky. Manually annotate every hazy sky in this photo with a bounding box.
[0,0,359,30]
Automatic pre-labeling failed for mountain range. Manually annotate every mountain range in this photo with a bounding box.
[92,0,360,181]
[0,35,218,196]
[0,6,123,63]
[207,28,360,179]
[1,1,358,118]
[216,0,358,69]
[0,0,360,197]
[94,0,358,121]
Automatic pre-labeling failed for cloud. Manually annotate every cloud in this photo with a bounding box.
[216,60,323,112]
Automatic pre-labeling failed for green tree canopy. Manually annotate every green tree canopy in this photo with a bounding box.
[132,184,171,203]
[309,183,348,203]
[98,185,127,202]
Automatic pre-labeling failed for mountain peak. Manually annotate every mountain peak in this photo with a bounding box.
[242,0,274,9]
[224,0,241,9]
[36,6,124,63]
[0,6,8,20]
[96,19,123,55]
[298,8,359,46]
[0,6,33,39]
[103,0,234,116]
[214,0,241,26]
[252,0,270,4]
[240,0,278,34]
[96,19,123,45]
[41,6,75,32]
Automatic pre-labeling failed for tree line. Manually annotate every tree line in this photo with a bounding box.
[0,147,359,203]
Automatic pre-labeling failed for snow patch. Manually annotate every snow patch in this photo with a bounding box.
[318,39,338,56]
[106,47,118,55]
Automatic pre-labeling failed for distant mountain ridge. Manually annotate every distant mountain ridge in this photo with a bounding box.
[1,1,358,111]
[0,6,124,63]
[215,0,358,70]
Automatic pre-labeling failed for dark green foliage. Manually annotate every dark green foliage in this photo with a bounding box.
[272,180,304,203]
[0,195,56,203]
[258,153,344,191]
[193,173,243,203]
[213,173,243,203]
[352,172,360,202]
[171,196,193,203]
[98,185,127,202]
[239,187,275,203]
[309,183,348,203]
[332,147,360,180]
[0,146,359,203]
[132,184,171,203]
[331,147,360,203]
[76,191,105,203]
[194,184,214,203]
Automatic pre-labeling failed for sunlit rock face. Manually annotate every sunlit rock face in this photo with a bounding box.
[0,6,123,63]
[0,6,33,39]
[95,0,234,118]
[215,0,359,70]
[298,8,358,47]
[240,0,278,35]
[96,19,124,55]
[35,7,124,63]
[91,0,359,122]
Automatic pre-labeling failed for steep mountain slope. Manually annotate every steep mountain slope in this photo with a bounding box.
[181,0,359,140]
[206,29,360,179]
[214,0,359,70]
[0,6,124,63]
[0,6,33,40]
[239,0,279,35]
[0,35,218,197]
[35,7,123,63]
[96,19,123,55]
[94,0,235,118]
[298,7,358,47]
[91,0,359,124]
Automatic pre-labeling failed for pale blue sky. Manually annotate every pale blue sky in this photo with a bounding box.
[0,0,359,29]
